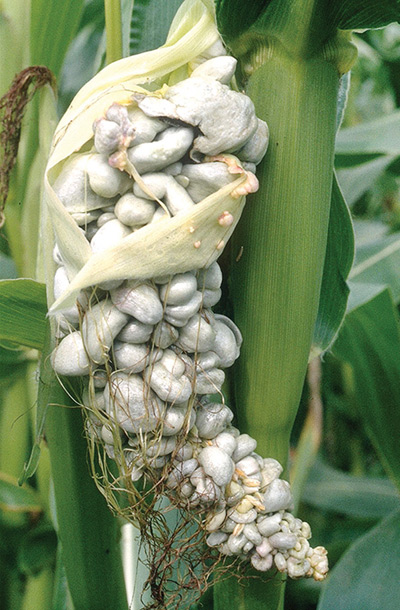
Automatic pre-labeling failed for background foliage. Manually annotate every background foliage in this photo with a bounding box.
[0,1,400,609]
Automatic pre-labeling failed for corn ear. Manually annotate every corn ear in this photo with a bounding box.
[42,1,329,605]
[48,1,218,167]
[43,0,249,314]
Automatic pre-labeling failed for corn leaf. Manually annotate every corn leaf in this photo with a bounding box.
[353,220,388,245]
[216,0,341,53]
[130,0,184,54]
[311,175,354,358]
[121,0,134,57]
[30,0,85,78]
[317,508,400,610]
[0,473,42,514]
[334,1,400,30]
[17,524,57,576]
[303,459,400,520]
[215,0,400,44]
[333,289,400,490]
[215,1,269,41]
[336,155,395,206]
[57,0,106,113]
[336,109,400,157]
[311,73,354,358]
[0,346,25,364]
[348,229,400,307]
[334,112,400,216]
[0,346,27,391]
[51,547,72,610]
[0,279,47,350]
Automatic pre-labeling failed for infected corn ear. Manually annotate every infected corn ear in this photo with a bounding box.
[42,0,327,598]
[42,0,248,309]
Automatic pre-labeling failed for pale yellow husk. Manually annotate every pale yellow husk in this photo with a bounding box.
[43,0,249,314]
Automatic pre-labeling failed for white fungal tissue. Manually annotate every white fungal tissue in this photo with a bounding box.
[50,51,327,581]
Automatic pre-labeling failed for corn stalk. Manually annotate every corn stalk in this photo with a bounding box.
[227,2,356,458]
[214,0,357,606]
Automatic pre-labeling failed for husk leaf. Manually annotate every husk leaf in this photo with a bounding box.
[49,178,247,312]
[48,0,218,169]
[43,0,250,313]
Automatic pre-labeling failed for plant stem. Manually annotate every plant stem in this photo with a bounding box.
[104,0,123,65]
[218,4,356,606]
[231,47,338,463]
[214,574,285,610]
[45,396,128,610]
[42,324,128,610]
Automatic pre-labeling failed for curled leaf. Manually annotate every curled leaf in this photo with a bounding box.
[50,177,247,312]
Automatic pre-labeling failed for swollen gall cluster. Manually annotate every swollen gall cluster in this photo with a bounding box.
[50,48,327,581]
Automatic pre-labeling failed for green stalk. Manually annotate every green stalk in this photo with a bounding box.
[228,53,335,610]
[216,2,356,607]
[214,573,285,610]
[104,0,123,65]
[232,55,337,463]
[42,326,128,610]
[230,1,349,463]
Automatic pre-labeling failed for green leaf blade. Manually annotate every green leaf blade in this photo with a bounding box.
[304,459,400,520]
[0,473,42,514]
[130,0,184,55]
[333,289,400,490]
[336,155,395,206]
[30,0,85,78]
[349,231,400,305]
[312,175,354,357]
[216,0,400,54]
[17,525,58,576]
[215,0,269,41]
[318,508,400,610]
[333,1,400,30]
[336,109,400,156]
[0,279,47,350]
